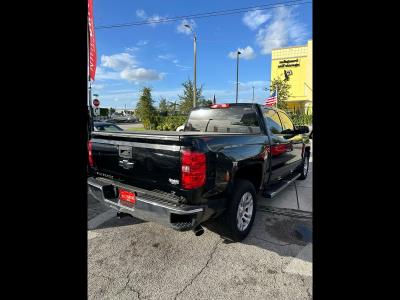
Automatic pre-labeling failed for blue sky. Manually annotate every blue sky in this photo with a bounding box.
[92,0,312,108]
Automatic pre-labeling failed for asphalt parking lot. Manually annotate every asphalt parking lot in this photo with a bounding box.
[88,159,312,299]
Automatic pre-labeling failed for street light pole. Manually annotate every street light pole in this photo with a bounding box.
[184,24,197,108]
[193,34,197,108]
[236,51,241,103]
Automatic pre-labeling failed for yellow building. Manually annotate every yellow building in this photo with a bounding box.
[271,40,312,114]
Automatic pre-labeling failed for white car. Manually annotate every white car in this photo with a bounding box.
[176,124,185,132]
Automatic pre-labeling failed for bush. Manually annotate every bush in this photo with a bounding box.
[287,112,312,126]
[155,115,187,131]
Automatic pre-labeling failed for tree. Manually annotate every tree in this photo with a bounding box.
[99,108,109,116]
[197,98,213,107]
[135,87,157,129]
[158,97,168,115]
[178,78,205,115]
[268,76,291,110]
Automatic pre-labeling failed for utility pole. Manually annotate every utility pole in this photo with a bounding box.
[236,50,241,103]
[184,24,197,108]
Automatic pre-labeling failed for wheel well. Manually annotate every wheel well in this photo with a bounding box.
[234,164,263,192]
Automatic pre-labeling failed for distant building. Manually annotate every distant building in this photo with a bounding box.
[271,40,312,114]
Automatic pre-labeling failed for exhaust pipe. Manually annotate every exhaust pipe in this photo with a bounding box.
[193,225,204,236]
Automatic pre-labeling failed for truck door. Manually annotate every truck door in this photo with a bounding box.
[277,111,304,172]
[263,109,293,182]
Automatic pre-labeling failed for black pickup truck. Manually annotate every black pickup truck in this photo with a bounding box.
[88,103,311,241]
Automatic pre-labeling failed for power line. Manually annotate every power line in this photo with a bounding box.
[95,0,312,30]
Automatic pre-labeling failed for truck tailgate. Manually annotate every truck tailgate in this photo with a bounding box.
[90,131,183,193]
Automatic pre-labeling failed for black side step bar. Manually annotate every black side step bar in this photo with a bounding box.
[262,173,301,198]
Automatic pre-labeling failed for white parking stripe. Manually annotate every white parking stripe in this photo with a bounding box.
[283,243,312,277]
[88,209,115,230]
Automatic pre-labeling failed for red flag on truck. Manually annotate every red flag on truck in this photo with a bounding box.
[88,0,96,81]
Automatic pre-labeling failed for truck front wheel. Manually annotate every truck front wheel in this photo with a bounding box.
[224,179,257,241]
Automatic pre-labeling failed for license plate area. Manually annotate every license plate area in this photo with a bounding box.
[118,188,137,208]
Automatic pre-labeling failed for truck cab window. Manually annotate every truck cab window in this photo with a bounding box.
[278,112,294,131]
[264,109,283,134]
[186,106,261,133]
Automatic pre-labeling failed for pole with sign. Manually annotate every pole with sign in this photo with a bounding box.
[92,98,100,116]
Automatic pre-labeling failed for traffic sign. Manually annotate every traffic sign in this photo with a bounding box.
[93,107,100,116]
[93,99,100,107]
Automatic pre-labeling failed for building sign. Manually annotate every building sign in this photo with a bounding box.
[278,59,300,68]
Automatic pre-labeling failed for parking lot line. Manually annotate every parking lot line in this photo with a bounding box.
[88,209,115,230]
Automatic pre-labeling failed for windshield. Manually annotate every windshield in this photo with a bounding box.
[185,106,261,133]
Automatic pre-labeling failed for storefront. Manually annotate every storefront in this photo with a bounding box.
[271,40,312,114]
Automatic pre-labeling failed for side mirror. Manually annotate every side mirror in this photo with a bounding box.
[295,125,309,134]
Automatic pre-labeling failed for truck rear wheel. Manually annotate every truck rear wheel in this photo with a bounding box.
[224,180,257,241]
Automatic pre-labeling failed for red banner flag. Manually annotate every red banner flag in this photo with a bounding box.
[88,0,96,81]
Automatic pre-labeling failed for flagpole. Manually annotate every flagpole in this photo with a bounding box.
[275,87,278,109]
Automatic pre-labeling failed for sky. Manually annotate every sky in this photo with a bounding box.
[91,0,312,108]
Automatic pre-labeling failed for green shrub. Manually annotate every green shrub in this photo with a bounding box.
[155,115,187,131]
[287,112,312,126]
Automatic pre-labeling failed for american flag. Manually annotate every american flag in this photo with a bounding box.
[265,89,277,106]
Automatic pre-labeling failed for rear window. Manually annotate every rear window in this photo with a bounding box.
[185,106,261,134]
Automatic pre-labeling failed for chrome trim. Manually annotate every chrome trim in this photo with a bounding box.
[135,196,204,214]
[88,178,203,215]
[266,173,301,198]
[93,139,180,151]
[103,197,203,214]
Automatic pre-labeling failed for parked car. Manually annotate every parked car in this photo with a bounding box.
[88,103,310,241]
[93,122,123,132]
[110,113,137,123]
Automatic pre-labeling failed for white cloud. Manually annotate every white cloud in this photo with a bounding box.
[120,68,164,82]
[101,53,137,70]
[100,52,164,83]
[136,9,146,19]
[95,66,120,80]
[125,46,139,52]
[158,54,175,60]
[228,46,256,60]
[176,64,191,71]
[137,40,148,46]
[177,19,196,35]
[92,83,105,90]
[255,6,308,54]
[172,59,179,64]
[242,10,271,30]
[229,80,268,91]
[136,9,167,27]
[148,15,166,27]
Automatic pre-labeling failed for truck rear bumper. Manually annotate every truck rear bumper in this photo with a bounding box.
[88,177,209,231]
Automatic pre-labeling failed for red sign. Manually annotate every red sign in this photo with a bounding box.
[93,99,100,107]
[88,0,97,81]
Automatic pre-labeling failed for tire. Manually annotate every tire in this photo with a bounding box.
[298,153,310,180]
[224,179,257,241]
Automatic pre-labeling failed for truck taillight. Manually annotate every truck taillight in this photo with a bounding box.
[210,103,230,108]
[88,141,94,167]
[181,150,206,190]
